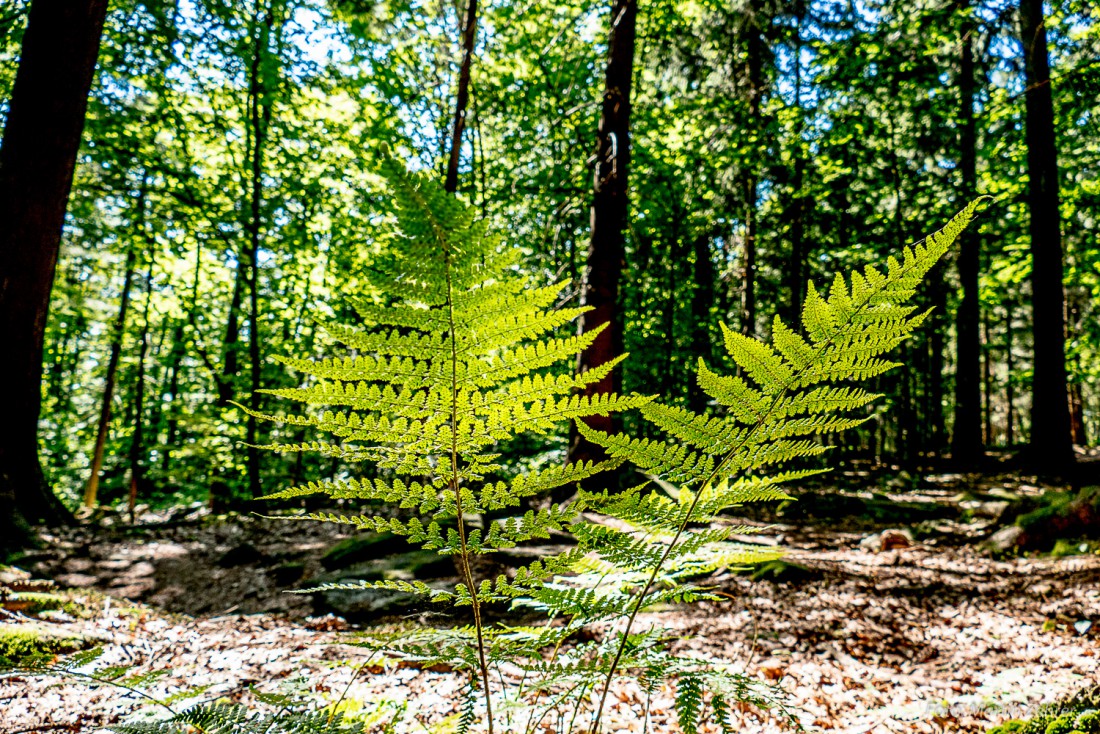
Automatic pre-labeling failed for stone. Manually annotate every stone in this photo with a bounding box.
[55,573,98,588]
[320,533,404,570]
[311,550,455,620]
[985,525,1025,553]
[879,529,913,551]
[217,543,266,568]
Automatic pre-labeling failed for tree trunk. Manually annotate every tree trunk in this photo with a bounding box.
[243,4,275,500]
[221,261,244,404]
[786,5,806,324]
[740,1,765,337]
[688,233,715,413]
[128,259,155,523]
[952,1,984,466]
[84,183,146,508]
[1068,300,1088,446]
[982,309,993,446]
[1005,298,1016,447]
[160,321,184,472]
[444,0,478,194]
[928,271,947,456]
[1019,0,1074,473]
[0,0,110,552]
[567,0,636,479]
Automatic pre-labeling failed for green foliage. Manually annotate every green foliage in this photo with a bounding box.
[568,199,981,724]
[986,687,1100,734]
[250,153,980,731]
[0,623,88,668]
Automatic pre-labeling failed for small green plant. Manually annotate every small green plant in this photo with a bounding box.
[244,151,981,733]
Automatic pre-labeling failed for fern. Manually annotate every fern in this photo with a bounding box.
[246,149,647,733]
[572,198,984,731]
[250,148,981,732]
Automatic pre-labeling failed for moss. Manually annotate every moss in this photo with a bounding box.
[986,686,1100,734]
[988,721,1028,734]
[1049,539,1100,558]
[0,623,87,668]
[2,591,82,616]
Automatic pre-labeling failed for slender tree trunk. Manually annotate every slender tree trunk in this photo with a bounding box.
[243,4,274,500]
[688,233,715,413]
[567,0,636,478]
[1067,301,1087,446]
[1006,299,1016,447]
[982,310,993,446]
[84,184,147,508]
[928,271,947,456]
[787,4,807,323]
[0,0,110,551]
[740,1,765,337]
[952,1,984,466]
[1019,0,1074,473]
[445,0,478,193]
[160,321,184,472]
[741,177,758,337]
[221,262,244,403]
[128,259,155,523]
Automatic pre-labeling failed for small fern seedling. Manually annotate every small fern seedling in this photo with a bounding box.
[242,150,649,733]
[569,199,984,732]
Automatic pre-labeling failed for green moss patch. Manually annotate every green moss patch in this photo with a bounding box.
[0,623,89,669]
[987,686,1100,734]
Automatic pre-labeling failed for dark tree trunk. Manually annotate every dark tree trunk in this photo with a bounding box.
[1019,0,1074,473]
[1006,298,1016,447]
[0,0,110,552]
[244,5,275,500]
[567,0,636,478]
[952,2,984,466]
[982,309,993,446]
[1068,301,1088,446]
[688,233,715,413]
[221,262,244,403]
[740,2,765,337]
[786,4,807,324]
[444,0,478,194]
[928,271,947,455]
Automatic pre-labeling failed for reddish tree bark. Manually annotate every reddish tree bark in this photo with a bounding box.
[0,0,110,552]
[445,0,478,194]
[568,0,637,477]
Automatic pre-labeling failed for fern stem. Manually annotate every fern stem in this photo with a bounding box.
[444,248,494,734]
[588,238,950,733]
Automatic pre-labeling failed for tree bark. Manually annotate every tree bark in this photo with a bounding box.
[128,258,155,523]
[688,233,715,413]
[0,0,110,551]
[444,0,478,194]
[786,5,807,324]
[84,182,147,508]
[1019,0,1075,473]
[568,0,636,478]
[243,3,275,500]
[740,0,765,337]
[952,1,984,466]
[1005,298,1016,446]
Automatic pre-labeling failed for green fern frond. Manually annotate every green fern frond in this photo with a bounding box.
[579,201,983,731]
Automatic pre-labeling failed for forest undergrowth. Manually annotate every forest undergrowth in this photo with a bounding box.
[3,474,1098,733]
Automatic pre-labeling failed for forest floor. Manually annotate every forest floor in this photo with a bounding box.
[2,470,1098,733]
